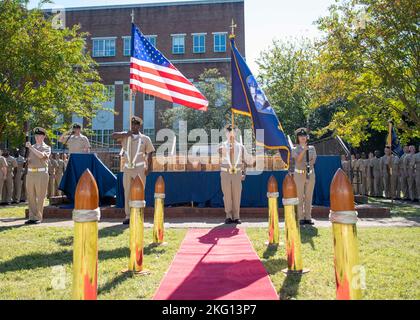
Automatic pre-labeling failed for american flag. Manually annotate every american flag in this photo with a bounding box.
[130,23,208,111]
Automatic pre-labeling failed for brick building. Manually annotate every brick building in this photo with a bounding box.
[52,0,245,150]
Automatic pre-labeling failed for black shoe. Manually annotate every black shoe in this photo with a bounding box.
[25,220,40,225]
[225,218,233,224]
[305,219,315,225]
[233,219,242,225]
[122,218,130,225]
[299,220,305,226]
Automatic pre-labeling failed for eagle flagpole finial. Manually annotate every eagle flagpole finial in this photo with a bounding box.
[229,18,237,39]
[131,9,135,23]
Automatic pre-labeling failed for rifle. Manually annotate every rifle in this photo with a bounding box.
[21,121,29,180]
[306,146,311,180]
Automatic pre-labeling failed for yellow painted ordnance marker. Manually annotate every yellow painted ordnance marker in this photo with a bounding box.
[266,175,280,246]
[153,176,167,245]
[282,174,309,274]
[125,176,149,275]
[72,169,100,300]
[330,169,362,300]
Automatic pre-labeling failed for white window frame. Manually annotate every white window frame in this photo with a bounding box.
[171,34,186,54]
[92,37,117,57]
[145,35,157,47]
[192,33,206,54]
[122,36,131,56]
[213,32,227,53]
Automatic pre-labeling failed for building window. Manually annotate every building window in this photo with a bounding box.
[92,38,116,57]
[123,37,131,56]
[104,85,115,102]
[213,33,227,53]
[144,129,155,142]
[192,34,206,53]
[145,35,157,47]
[144,93,155,101]
[172,34,185,54]
[90,129,117,149]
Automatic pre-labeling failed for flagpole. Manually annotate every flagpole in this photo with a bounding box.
[127,9,135,167]
[387,120,394,208]
[230,19,237,131]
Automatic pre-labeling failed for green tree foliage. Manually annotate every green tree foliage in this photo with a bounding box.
[313,0,419,146]
[0,0,105,146]
[161,68,251,135]
[257,39,317,136]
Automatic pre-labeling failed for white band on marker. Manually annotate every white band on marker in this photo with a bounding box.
[329,210,358,224]
[129,200,146,208]
[154,193,166,199]
[282,197,299,206]
[267,192,279,198]
[72,208,101,222]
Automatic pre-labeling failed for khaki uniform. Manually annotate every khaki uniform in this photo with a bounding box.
[341,160,349,177]
[292,145,317,220]
[0,156,7,202]
[2,156,17,203]
[400,153,409,199]
[390,156,400,199]
[13,155,25,203]
[220,140,246,220]
[63,134,90,154]
[353,159,360,194]
[48,159,58,198]
[415,152,420,201]
[26,143,51,221]
[407,153,416,201]
[55,159,65,195]
[121,133,155,218]
[359,159,367,196]
[380,155,392,198]
[363,159,372,196]
[370,157,382,197]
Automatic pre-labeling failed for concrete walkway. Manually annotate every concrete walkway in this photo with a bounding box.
[1,216,419,229]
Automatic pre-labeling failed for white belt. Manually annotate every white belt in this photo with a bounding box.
[27,168,47,173]
[295,168,313,175]
[124,161,145,169]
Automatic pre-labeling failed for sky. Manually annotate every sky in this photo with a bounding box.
[28,0,336,72]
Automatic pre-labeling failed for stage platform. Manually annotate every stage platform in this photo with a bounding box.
[27,204,390,220]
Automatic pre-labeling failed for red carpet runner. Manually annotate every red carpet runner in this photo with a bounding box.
[153,227,279,300]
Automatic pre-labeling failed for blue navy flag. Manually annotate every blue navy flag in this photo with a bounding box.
[230,37,291,166]
[387,121,404,157]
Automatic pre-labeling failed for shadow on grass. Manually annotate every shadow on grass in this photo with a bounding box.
[280,273,302,300]
[98,224,128,238]
[262,258,288,276]
[300,226,319,250]
[98,272,133,295]
[263,244,279,259]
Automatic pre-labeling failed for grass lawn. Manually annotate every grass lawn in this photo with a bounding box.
[368,197,420,217]
[0,225,186,299]
[248,227,420,300]
[0,202,28,219]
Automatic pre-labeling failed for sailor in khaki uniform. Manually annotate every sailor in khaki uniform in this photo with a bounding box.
[13,148,25,203]
[407,145,416,201]
[219,125,247,225]
[380,147,392,198]
[58,123,91,154]
[292,128,317,225]
[25,127,51,224]
[0,152,7,203]
[2,150,17,205]
[390,152,400,199]
[400,146,410,200]
[341,155,349,177]
[415,146,420,201]
[359,153,367,196]
[55,153,65,196]
[47,155,58,198]
[371,150,382,197]
[112,116,155,224]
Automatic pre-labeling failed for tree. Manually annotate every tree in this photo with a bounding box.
[313,0,419,146]
[256,39,317,136]
[161,68,251,137]
[0,0,105,146]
